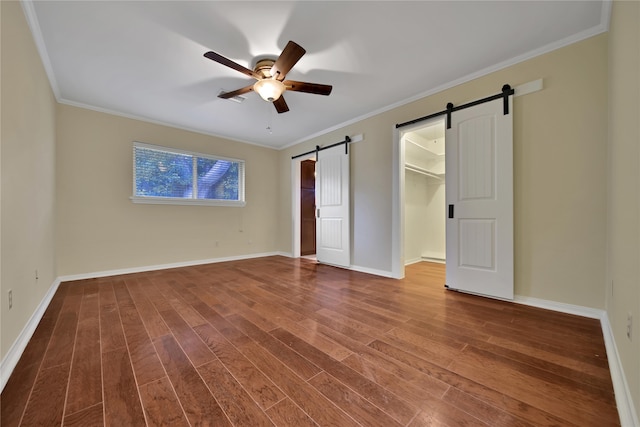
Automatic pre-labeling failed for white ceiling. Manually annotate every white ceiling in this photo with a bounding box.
[24,1,608,149]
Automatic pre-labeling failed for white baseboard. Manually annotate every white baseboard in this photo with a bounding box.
[600,314,640,427]
[1,277,62,392]
[349,264,395,278]
[404,257,445,266]
[513,295,604,319]
[57,251,283,282]
[421,256,445,264]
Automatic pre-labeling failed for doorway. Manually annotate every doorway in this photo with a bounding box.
[392,94,514,298]
[300,159,316,257]
[403,120,446,267]
[291,142,351,267]
[391,118,446,278]
[292,153,316,259]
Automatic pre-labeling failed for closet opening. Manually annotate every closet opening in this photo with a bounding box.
[402,119,446,268]
[300,159,316,259]
[291,152,317,261]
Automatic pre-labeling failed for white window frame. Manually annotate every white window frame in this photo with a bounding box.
[131,141,246,207]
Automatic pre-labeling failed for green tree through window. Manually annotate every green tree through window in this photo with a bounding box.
[132,142,245,206]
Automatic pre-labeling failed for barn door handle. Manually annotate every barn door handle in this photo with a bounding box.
[448,204,454,219]
[317,208,320,218]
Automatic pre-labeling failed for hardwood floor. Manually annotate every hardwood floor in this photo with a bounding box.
[1,257,619,426]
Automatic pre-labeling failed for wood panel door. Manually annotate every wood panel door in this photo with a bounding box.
[300,160,316,256]
[445,97,514,300]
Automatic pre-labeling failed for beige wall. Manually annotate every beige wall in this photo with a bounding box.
[279,34,608,309]
[1,1,57,361]
[56,105,280,276]
[607,0,640,417]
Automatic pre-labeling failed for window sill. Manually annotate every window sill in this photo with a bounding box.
[130,196,246,207]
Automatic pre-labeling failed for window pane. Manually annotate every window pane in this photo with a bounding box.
[133,142,244,206]
[134,147,193,198]
[196,158,239,200]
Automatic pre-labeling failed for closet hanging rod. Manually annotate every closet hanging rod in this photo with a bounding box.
[405,163,442,180]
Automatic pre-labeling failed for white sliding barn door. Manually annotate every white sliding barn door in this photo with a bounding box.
[445,97,514,300]
[316,144,350,267]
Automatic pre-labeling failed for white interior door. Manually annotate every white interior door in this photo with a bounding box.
[316,144,350,267]
[445,97,514,300]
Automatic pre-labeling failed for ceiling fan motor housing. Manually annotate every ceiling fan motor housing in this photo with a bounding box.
[254,58,276,78]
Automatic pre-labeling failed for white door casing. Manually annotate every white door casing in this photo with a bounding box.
[316,144,350,267]
[445,97,514,300]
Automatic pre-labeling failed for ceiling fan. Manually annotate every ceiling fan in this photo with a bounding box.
[204,41,332,113]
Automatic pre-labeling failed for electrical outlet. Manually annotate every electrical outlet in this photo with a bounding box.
[627,312,633,341]
[8,290,13,310]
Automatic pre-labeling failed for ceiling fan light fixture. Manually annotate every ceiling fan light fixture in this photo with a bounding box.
[253,79,285,102]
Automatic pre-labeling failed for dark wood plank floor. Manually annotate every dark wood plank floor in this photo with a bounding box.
[1,257,619,426]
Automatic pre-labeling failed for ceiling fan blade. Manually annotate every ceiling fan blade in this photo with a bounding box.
[270,41,306,81]
[218,85,254,99]
[283,80,332,96]
[204,51,260,79]
[273,96,289,114]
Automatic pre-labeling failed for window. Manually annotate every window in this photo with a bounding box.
[132,142,245,206]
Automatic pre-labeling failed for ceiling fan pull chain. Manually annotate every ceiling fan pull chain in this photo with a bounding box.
[266,103,274,134]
